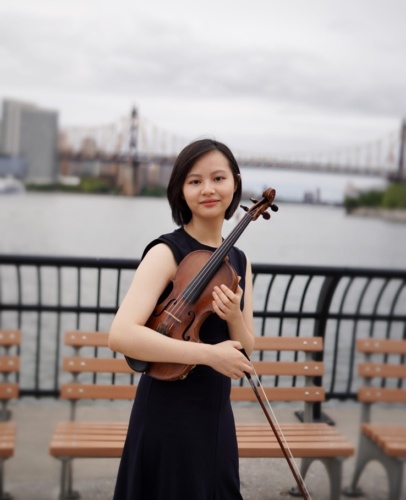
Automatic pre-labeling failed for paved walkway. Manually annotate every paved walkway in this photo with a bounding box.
[4,399,406,499]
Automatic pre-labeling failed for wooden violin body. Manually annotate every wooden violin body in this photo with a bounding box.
[125,187,278,381]
[138,250,238,381]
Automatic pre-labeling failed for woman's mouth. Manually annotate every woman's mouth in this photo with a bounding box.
[200,199,219,206]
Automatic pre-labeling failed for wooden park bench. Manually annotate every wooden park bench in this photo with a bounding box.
[50,331,354,499]
[0,329,20,499]
[343,338,406,500]
[233,335,354,499]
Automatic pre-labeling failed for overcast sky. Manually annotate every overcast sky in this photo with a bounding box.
[1,0,406,157]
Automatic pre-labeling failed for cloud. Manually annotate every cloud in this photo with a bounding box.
[0,0,405,155]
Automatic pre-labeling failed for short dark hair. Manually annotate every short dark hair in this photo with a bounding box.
[167,139,242,226]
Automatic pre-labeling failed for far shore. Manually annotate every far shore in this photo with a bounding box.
[349,207,406,223]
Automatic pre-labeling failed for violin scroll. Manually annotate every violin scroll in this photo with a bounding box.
[240,187,279,220]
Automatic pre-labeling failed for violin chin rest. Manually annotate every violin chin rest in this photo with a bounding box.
[125,355,149,373]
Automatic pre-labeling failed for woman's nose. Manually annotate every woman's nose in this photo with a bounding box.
[201,181,215,193]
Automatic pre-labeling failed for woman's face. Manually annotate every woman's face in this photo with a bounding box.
[182,150,237,221]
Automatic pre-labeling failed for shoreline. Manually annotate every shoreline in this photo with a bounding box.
[348,207,406,223]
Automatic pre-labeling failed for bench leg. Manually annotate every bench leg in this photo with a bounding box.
[289,457,344,500]
[59,458,80,500]
[0,459,12,500]
[343,433,404,500]
[320,457,344,500]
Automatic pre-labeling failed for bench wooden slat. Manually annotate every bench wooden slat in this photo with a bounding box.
[55,422,128,431]
[357,338,406,355]
[362,423,406,457]
[237,435,350,444]
[231,386,325,402]
[64,332,324,352]
[236,423,335,430]
[252,360,324,376]
[253,336,323,351]
[0,357,20,373]
[50,439,125,458]
[358,387,406,403]
[63,357,133,374]
[359,362,406,378]
[0,383,19,399]
[53,432,127,442]
[237,440,354,458]
[65,331,109,347]
[362,424,406,435]
[60,383,136,400]
[0,330,21,347]
[383,442,406,457]
[0,422,16,458]
[237,428,347,436]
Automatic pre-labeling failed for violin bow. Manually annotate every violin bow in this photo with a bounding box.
[242,350,312,499]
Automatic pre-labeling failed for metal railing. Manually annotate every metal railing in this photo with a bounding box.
[0,255,405,404]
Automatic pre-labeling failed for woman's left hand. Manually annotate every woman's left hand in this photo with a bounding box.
[212,278,243,323]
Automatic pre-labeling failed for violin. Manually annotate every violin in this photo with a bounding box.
[125,188,278,381]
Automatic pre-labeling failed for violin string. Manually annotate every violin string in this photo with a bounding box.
[250,364,312,499]
[181,212,252,302]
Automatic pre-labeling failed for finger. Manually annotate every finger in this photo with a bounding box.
[212,288,228,304]
[231,341,242,350]
[212,292,232,315]
[213,284,230,299]
[235,369,246,379]
[212,300,227,318]
[219,284,235,300]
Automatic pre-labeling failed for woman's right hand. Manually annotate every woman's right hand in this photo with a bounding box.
[207,340,254,379]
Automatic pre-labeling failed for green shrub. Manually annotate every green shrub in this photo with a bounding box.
[139,186,167,197]
[27,177,119,194]
[344,182,406,211]
[344,190,384,211]
[382,183,406,209]
[343,196,360,211]
[79,177,112,193]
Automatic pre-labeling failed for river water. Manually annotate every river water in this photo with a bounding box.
[1,192,405,269]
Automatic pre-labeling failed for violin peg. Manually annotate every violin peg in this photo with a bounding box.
[240,205,249,212]
[250,197,259,203]
[262,212,271,220]
[271,204,279,212]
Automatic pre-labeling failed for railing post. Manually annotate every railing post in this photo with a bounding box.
[312,275,340,423]
[398,118,406,181]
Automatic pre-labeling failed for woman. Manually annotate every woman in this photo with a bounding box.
[109,138,255,499]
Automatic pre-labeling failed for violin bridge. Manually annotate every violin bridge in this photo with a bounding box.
[163,310,182,324]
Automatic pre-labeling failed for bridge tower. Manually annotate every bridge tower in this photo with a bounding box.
[120,106,141,196]
[398,118,406,181]
[129,106,138,158]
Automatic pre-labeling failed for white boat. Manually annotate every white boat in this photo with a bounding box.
[0,176,25,194]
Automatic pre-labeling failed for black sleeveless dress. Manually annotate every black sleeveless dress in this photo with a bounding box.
[113,227,247,500]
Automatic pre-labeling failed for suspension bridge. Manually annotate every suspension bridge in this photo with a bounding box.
[58,107,406,194]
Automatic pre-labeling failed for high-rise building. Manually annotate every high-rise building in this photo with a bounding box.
[0,98,59,183]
